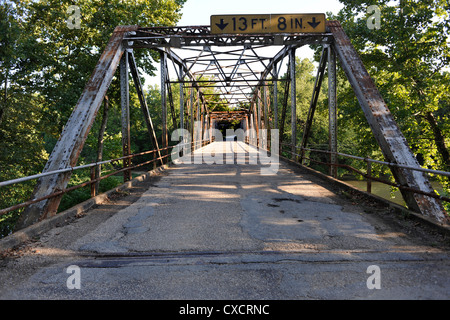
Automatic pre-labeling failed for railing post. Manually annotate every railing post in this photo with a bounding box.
[90,167,97,197]
[367,157,372,193]
[153,150,157,170]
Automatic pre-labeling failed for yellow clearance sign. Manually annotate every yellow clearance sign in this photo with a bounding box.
[211,14,326,34]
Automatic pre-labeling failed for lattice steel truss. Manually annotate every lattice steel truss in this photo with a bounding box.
[16,22,448,230]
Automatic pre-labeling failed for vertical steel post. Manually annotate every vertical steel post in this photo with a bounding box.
[300,47,328,164]
[209,115,213,143]
[203,112,208,145]
[263,84,269,130]
[190,87,194,148]
[279,75,289,147]
[160,51,168,163]
[258,89,264,149]
[197,90,201,149]
[257,89,262,129]
[120,50,132,182]
[202,94,206,146]
[245,116,249,143]
[250,113,256,145]
[179,66,184,131]
[289,49,297,158]
[128,51,163,166]
[252,101,260,147]
[189,88,196,151]
[328,45,338,178]
[264,82,270,151]
[273,63,278,130]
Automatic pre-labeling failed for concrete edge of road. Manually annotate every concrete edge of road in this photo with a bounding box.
[279,156,450,237]
[0,164,172,252]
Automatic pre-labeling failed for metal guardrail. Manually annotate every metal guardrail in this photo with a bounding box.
[2,139,448,219]
[0,140,211,218]
[280,142,450,204]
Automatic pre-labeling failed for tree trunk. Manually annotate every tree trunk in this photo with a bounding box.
[425,111,450,170]
[0,73,7,126]
[0,107,4,128]
[413,80,450,170]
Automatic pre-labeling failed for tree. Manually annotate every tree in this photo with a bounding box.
[13,0,186,137]
[0,1,50,236]
[330,0,450,171]
[0,0,187,235]
[326,0,450,210]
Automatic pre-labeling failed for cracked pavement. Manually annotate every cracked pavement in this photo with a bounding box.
[0,142,449,299]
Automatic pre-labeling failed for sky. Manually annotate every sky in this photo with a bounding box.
[145,0,345,87]
[177,0,344,26]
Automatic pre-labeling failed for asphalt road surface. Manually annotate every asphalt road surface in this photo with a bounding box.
[0,142,449,300]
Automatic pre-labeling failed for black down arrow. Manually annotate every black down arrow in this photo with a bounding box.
[216,19,229,31]
[307,17,321,29]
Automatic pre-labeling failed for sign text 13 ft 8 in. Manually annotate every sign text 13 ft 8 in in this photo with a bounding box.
[211,14,326,34]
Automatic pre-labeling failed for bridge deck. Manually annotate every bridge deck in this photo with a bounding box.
[0,142,449,299]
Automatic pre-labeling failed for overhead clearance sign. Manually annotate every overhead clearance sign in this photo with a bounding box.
[211,13,326,34]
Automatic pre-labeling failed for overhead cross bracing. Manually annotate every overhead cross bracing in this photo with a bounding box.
[209,111,249,122]
[127,29,329,112]
[14,20,449,231]
[126,26,332,110]
[165,45,278,109]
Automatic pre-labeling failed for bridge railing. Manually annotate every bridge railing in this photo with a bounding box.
[0,140,211,220]
[279,142,450,204]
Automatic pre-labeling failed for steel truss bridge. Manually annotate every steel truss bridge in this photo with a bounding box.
[2,20,449,232]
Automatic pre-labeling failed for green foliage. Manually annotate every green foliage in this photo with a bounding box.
[0,179,36,238]
[0,0,186,237]
[57,171,127,213]
[327,0,450,204]
[330,0,450,165]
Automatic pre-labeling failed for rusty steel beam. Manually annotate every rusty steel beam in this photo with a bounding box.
[120,50,132,182]
[289,49,297,157]
[160,51,168,163]
[15,26,137,230]
[328,45,337,178]
[165,61,178,130]
[327,20,448,224]
[257,89,262,133]
[190,87,194,143]
[300,47,328,163]
[179,65,184,131]
[279,69,290,146]
[128,26,332,49]
[272,62,278,129]
[127,50,163,166]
